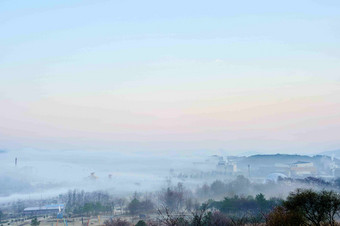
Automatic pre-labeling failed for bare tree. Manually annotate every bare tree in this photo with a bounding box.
[104,218,132,226]
[157,207,189,226]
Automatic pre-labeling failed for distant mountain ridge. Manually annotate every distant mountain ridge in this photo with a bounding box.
[237,153,340,169]
[319,149,340,158]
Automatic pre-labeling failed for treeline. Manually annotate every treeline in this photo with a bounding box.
[60,183,197,216]
[59,190,124,215]
[128,193,154,215]
[196,176,251,198]
[58,176,340,218]
[72,202,113,216]
[4,182,340,225]
[127,183,198,216]
[208,193,281,215]
[267,189,340,226]
[196,175,340,199]
[104,189,340,226]
[283,176,340,188]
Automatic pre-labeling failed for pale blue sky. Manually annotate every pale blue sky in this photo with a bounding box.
[1,0,340,153]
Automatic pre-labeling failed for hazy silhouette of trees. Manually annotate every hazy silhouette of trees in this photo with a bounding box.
[205,211,233,226]
[135,220,147,226]
[0,210,3,223]
[128,198,140,215]
[104,218,131,226]
[30,217,40,226]
[156,203,265,226]
[266,206,305,226]
[196,176,253,199]
[60,190,114,215]
[159,183,187,211]
[321,190,340,226]
[208,193,281,214]
[210,180,225,196]
[127,193,154,215]
[283,189,340,226]
[157,207,188,226]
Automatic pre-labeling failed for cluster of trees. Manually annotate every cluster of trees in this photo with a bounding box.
[72,202,113,216]
[0,210,5,226]
[281,176,332,188]
[60,190,125,215]
[127,183,198,215]
[6,178,340,225]
[105,218,131,226]
[209,193,281,214]
[105,205,267,226]
[294,176,340,191]
[207,189,340,226]
[158,183,197,211]
[59,184,195,217]
[196,176,340,201]
[104,208,236,226]
[196,176,251,198]
[104,189,340,226]
[30,217,40,226]
[128,197,154,215]
[267,189,340,226]
[104,219,150,226]
[61,190,111,210]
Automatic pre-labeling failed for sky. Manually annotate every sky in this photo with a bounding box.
[1,0,340,154]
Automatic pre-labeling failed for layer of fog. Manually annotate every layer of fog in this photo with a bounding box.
[1,148,337,204]
[0,149,215,203]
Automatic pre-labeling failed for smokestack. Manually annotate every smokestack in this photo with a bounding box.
[15,157,17,167]
[248,164,250,178]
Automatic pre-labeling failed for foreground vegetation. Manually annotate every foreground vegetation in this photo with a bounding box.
[3,176,340,225]
[101,189,340,226]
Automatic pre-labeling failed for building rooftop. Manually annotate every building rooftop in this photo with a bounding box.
[292,161,311,164]
[24,204,64,212]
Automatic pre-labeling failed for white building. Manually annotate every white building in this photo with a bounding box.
[290,161,316,176]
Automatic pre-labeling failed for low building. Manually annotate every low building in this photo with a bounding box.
[290,161,316,177]
[24,204,64,216]
[216,160,226,173]
[291,161,313,168]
